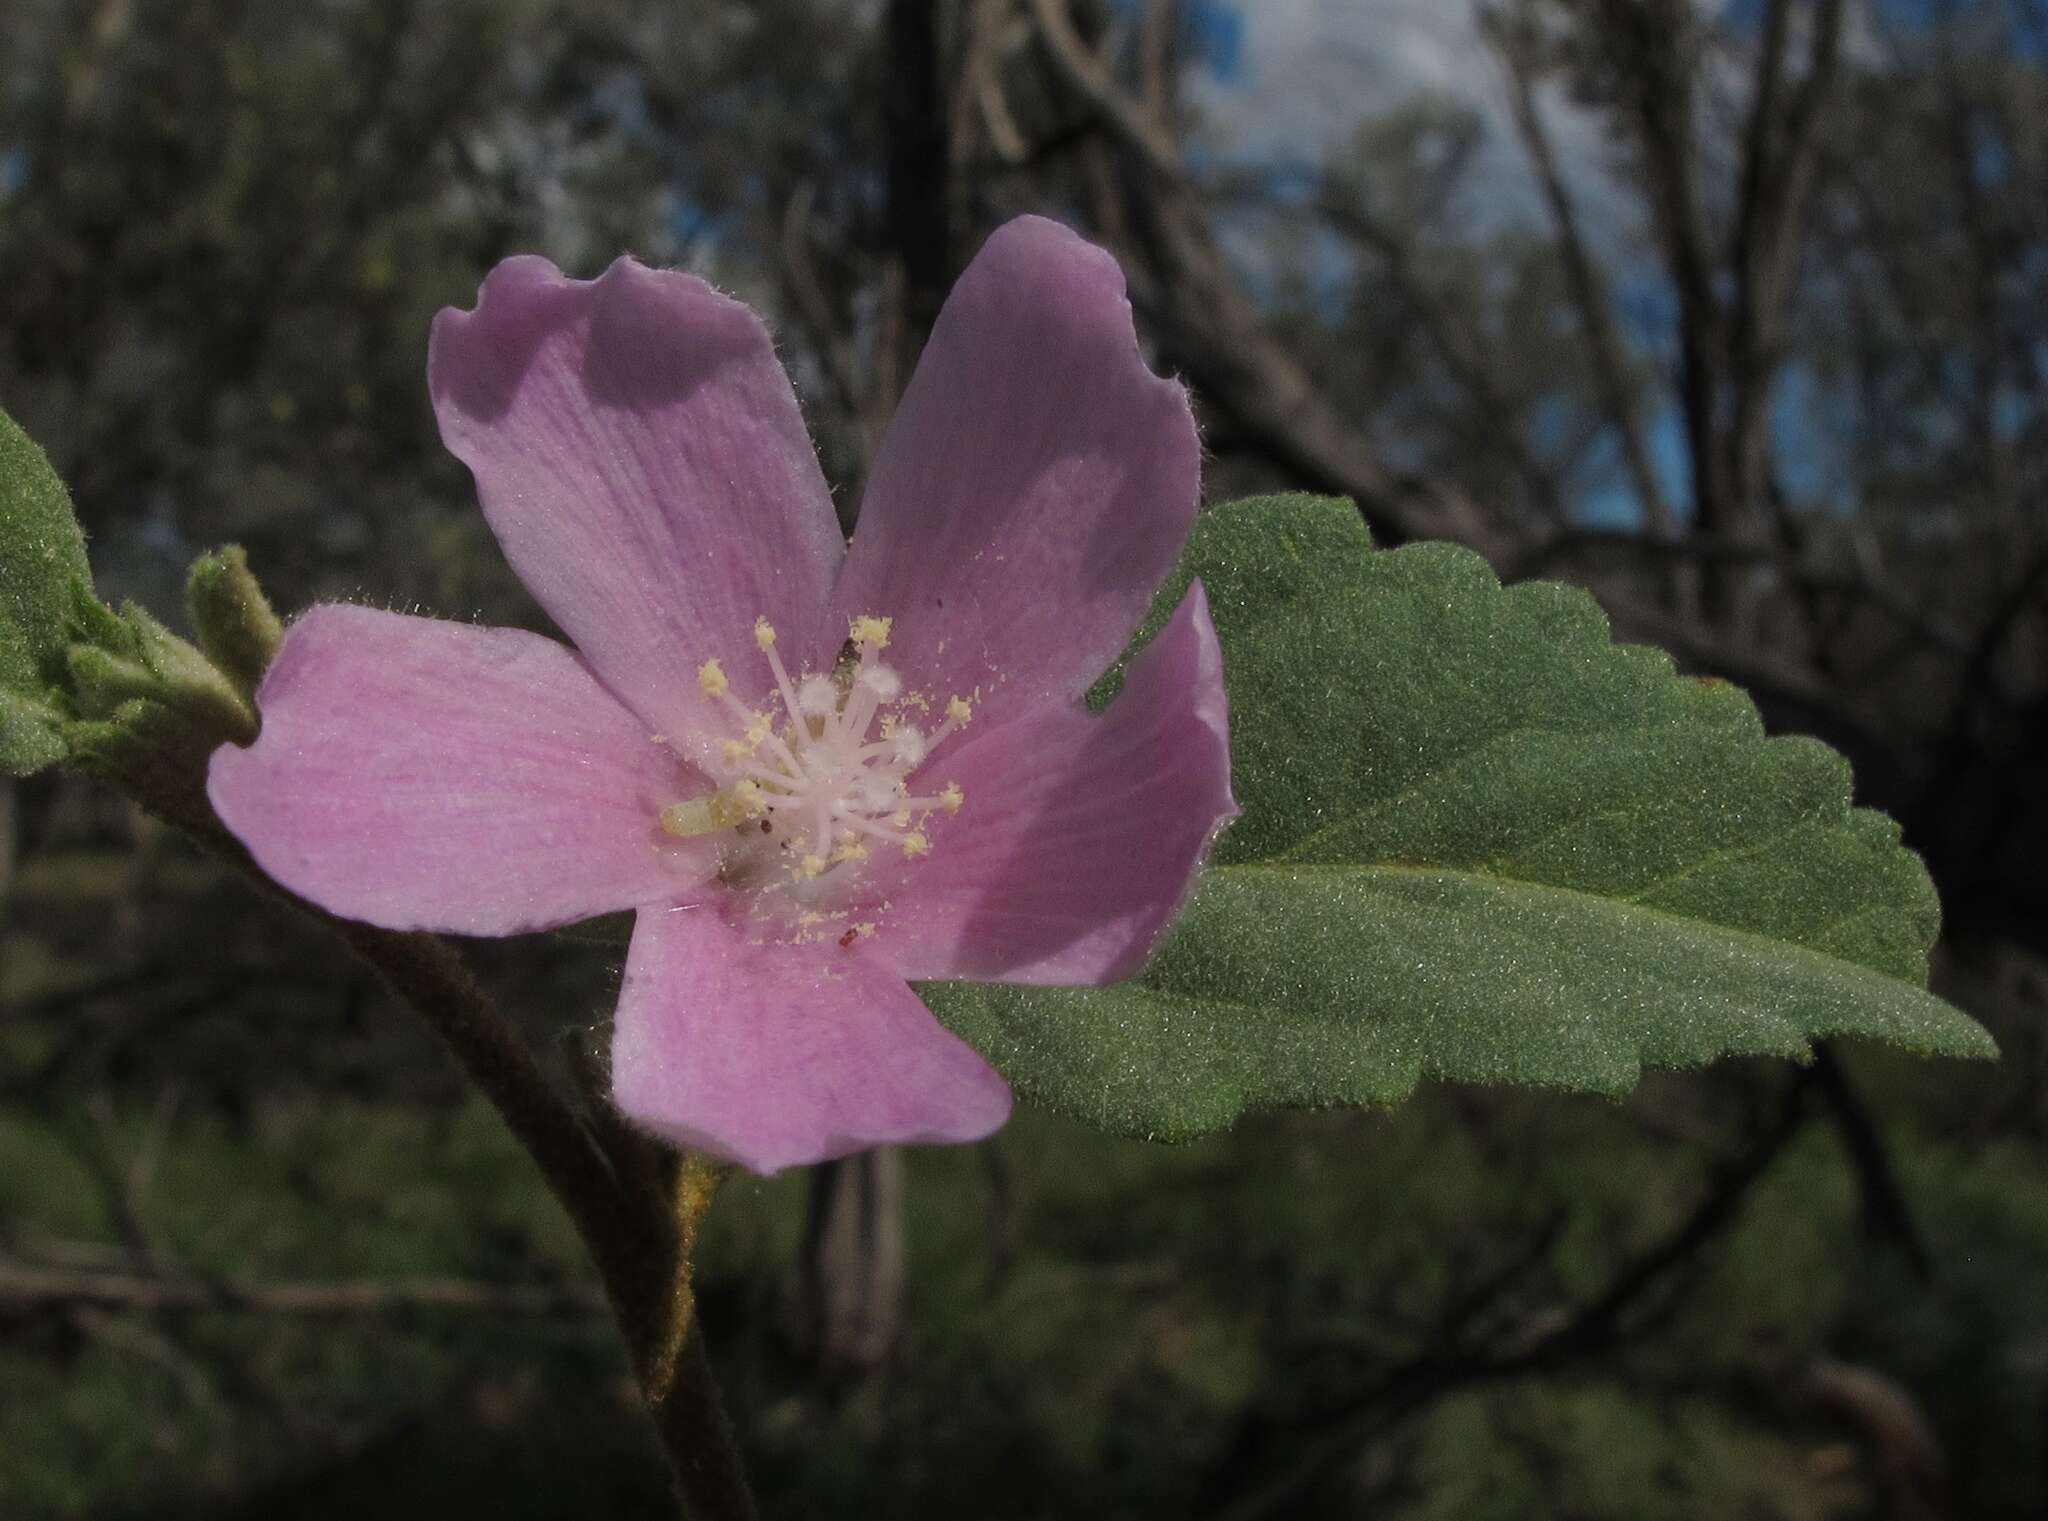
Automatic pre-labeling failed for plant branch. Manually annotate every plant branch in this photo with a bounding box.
[1493,17,1676,534]
[71,596,756,1519]
[1029,0,1494,551]
[0,1260,607,1317]
[1205,1073,1812,1521]
[1809,1046,1936,1279]
[1728,0,1845,539]
[1601,0,1730,540]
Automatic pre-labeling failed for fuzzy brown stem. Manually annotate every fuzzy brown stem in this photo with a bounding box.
[91,725,757,1520]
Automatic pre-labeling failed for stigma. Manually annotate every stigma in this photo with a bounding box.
[662,614,972,894]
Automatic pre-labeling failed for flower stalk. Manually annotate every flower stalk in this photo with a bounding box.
[70,555,757,1521]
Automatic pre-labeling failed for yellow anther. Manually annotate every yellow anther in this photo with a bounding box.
[940,782,964,814]
[947,694,973,725]
[891,809,912,828]
[719,738,749,768]
[901,831,931,858]
[753,616,777,649]
[732,780,765,811]
[831,837,870,865]
[849,614,893,649]
[697,658,728,697]
[799,853,828,879]
[661,786,757,838]
[855,921,877,939]
[744,714,771,748]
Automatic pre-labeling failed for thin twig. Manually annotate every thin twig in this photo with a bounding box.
[1492,15,1676,533]
[1809,1046,1936,1280]
[779,182,869,426]
[1030,0,1493,549]
[1205,1073,1812,1521]
[1514,528,1975,663]
[0,1261,606,1317]
[88,704,757,1519]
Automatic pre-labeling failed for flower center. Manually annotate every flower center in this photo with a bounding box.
[661,614,970,901]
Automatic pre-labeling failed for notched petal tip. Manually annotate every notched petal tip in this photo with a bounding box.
[977,214,1190,407]
[428,258,583,430]
[428,253,772,430]
[423,244,844,741]
[833,215,1202,722]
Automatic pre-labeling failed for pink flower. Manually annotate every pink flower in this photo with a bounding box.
[207,217,1235,1174]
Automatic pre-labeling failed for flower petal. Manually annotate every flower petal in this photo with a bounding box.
[880,581,1235,984]
[831,217,1199,729]
[610,902,1013,1175]
[209,605,711,935]
[429,255,845,746]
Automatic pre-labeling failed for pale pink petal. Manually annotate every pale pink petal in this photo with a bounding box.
[209,605,712,935]
[878,582,1235,984]
[610,902,1013,1174]
[429,255,844,748]
[830,216,1199,730]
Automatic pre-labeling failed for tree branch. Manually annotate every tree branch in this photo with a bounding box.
[1494,16,1676,533]
[1204,1073,1812,1521]
[1598,0,1730,538]
[1808,1046,1936,1280]
[1728,0,1846,532]
[0,1261,606,1318]
[1030,0,1494,549]
[80,642,756,1518]
[1309,190,1572,526]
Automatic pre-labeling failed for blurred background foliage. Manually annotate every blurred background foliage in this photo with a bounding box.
[2,0,2045,1515]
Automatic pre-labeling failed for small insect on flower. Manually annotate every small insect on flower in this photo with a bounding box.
[207,217,1235,1174]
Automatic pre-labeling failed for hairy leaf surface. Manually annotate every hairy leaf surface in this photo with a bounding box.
[0,409,91,774]
[925,495,1992,1140]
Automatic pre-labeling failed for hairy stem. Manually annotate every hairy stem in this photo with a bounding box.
[90,732,757,1520]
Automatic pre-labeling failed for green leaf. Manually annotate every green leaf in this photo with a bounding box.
[0,686,70,775]
[923,494,1993,1142]
[0,407,91,689]
[0,408,93,773]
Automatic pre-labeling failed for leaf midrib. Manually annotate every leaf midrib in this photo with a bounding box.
[1207,861,1940,1008]
[1262,709,1755,869]
[939,851,1973,1117]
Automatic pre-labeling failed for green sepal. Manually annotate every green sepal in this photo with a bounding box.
[60,687,235,845]
[64,573,136,656]
[66,643,162,715]
[68,603,256,742]
[187,545,283,699]
[57,569,273,834]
